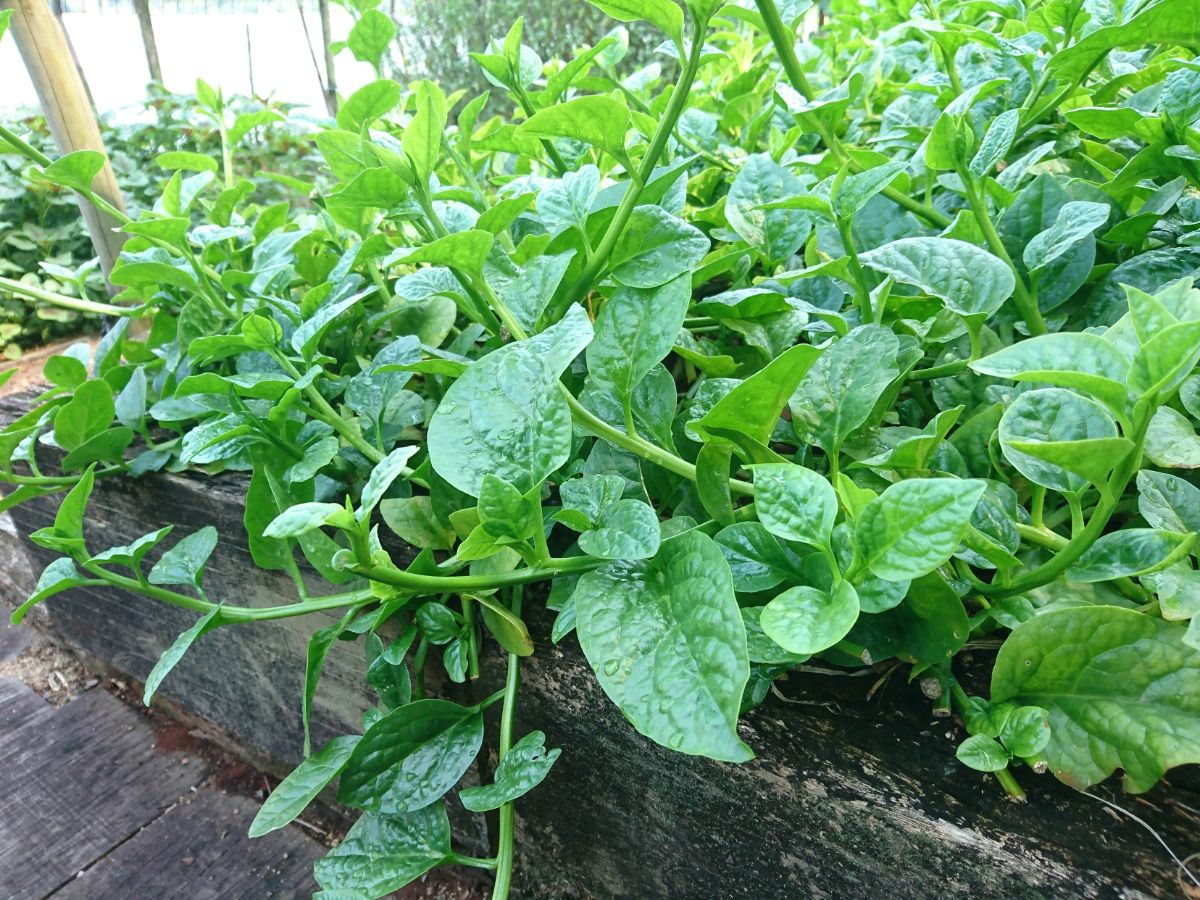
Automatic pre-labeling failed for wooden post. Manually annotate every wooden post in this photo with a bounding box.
[318,0,337,115]
[2,0,128,286]
[132,0,163,84]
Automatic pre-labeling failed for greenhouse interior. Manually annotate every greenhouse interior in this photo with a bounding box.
[1,0,1199,897]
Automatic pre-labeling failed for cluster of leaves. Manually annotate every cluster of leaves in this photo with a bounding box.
[0,85,318,356]
[3,0,1200,894]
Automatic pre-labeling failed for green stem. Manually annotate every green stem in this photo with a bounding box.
[274,354,386,465]
[67,562,376,623]
[512,84,568,176]
[984,410,1151,597]
[449,852,499,870]
[556,13,712,316]
[835,216,872,319]
[491,586,522,900]
[0,275,144,318]
[352,554,600,592]
[753,3,950,229]
[957,167,1046,335]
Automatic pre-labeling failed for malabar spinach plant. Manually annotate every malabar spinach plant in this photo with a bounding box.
[3,0,1200,893]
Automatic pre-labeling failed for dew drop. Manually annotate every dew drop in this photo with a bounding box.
[603,658,621,676]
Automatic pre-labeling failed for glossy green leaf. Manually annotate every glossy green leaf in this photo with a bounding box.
[587,274,690,400]
[970,334,1130,415]
[956,734,1010,772]
[575,530,752,762]
[250,735,360,837]
[760,581,859,655]
[1065,529,1196,583]
[459,730,561,812]
[428,305,592,496]
[999,389,1122,493]
[992,606,1200,792]
[314,805,450,895]
[968,109,1018,176]
[520,95,632,162]
[752,463,837,549]
[854,478,986,581]
[357,446,418,522]
[1137,470,1200,533]
[859,237,1014,318]
[586,0,683,43]
[147,526,218,590]
[789,324,899,455]
[143,606,222,704]
[714,522,802,592]
[337,699,484,813]
[727,154,812,262]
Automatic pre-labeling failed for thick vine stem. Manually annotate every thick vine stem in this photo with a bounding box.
[0,276,146,318]
[352,554,600,592]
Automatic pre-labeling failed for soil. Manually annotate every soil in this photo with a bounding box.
[0,336,97,398]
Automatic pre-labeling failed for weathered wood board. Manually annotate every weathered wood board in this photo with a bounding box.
[2,392,1199,898]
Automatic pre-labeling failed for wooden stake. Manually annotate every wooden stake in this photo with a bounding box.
[132,0,163,84]
[2,0,128,286]
[318,0,337,115]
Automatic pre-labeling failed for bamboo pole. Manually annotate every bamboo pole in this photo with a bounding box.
[318,0,337,115]
[132,0,163,84]
[1,0,128,287]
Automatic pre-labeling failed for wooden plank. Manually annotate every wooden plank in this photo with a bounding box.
[0,688,209,899]
[52,788,323,900]
[497,604,1200,899]
[0,676,51,733]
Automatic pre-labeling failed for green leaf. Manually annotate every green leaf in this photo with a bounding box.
[968,109,1018,176]
[956,734,1010,772]
[727,154,812,262]
[337,699,483,813]
[143,606,222,704]
[1023,201,1109,273]
[752,463,837,549]
[90,525,173,570]
[577,498,661,560]
[347,9,396,68]
[859,237,1014,318]
[428,305,593,496]
[476,594,534,656]
[387,230,494,277]
[575,530,752,762]
[249,735,360,837]
[586,0,684,42]
[1000,706,1051,758]
[404,80,447,183]
[992,606,1200,792]
[715,522,801,592]
[478,474,539,541]
[459,731,561,812]
[1047,0,1200,86]
[34,150,105,194]
[1145,407,1200,469]
[314,805,450,895]
[696,344,821,448]
[380,496,456,550]
[357,446,418,523]
[760,581,859,655]
[520,96,632,162]
[854,478,986,581]
[587,275,690,400]
[1137,470,1200,533]
[1065,529,1195,583]
[833,160,907,220]
[337,79,402,132]
[999,388,1126,492]
[0,10,11,42]
[147,527,218,590]
[789,325,898,455]
[264,502,346,538]
[970,334,1130,416]
[54,380,115,452]
[1129,321,1200,401]
[10,558,87,624]
[608,205,709,289]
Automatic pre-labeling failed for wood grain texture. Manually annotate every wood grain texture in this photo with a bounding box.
[52,789,321,899]
[0,685,209,899]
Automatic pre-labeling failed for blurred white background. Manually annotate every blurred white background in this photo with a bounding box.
[0,5,380,117]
